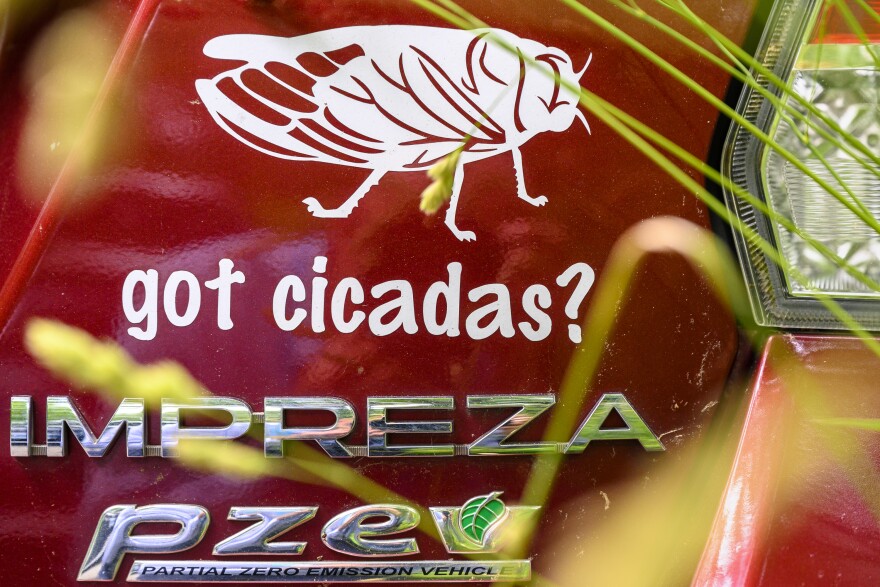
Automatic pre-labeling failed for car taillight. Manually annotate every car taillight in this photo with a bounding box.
[724,0,880,328]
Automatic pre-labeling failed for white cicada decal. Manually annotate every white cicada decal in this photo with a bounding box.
[195,26,591,241]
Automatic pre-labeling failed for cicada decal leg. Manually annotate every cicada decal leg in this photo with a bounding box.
[444,161,476,242]
[302,168,387,219]
[512,148,548,207]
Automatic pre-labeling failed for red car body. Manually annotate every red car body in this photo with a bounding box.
[0,1,877,585]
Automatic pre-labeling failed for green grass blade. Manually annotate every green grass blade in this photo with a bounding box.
[559,0,880,238]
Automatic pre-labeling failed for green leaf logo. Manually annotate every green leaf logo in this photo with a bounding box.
[459,491,507,546]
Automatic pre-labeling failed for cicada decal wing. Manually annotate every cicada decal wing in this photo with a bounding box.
[197,27,532,171]
[196,29,391,166]
[308,26,523,171]
[460,32,519,96]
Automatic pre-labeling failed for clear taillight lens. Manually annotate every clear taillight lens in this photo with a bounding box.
[724,0,880,328]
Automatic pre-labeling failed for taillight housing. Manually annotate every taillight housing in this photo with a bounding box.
[723,0,880,328]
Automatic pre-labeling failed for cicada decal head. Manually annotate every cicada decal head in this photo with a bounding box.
[518,48,591,136]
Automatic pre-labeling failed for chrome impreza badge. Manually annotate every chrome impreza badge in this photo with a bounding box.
[10,392,663,458]
[79,494,537,583]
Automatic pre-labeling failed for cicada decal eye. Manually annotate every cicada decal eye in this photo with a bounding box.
[196,26,592,242]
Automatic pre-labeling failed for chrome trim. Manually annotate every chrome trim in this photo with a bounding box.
[565,393,664,453]
[161,397,251,457]
[321,505,420,557]
[214,507,317,556]
[78,504,209,581]
[127,560,531,582]
[467,394,556,455]
[47,396,145,457]
[366,397,453,457]
[430,504,540,554]
[264,397,354,458]
[10,396,32,457]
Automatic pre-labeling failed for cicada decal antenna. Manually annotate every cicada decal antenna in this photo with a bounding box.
[574,108,591,135]
[577,52,593,80]
[575,53,593,135]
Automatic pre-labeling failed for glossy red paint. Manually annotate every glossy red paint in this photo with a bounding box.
[0,1,756,584]
[693,337,794,587]
[0,0,160,331]
[696,335,880,586]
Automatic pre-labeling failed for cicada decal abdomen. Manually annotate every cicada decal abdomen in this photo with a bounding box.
[196,26,591,241]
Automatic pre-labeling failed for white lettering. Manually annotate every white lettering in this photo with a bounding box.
[205,258,245,330]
